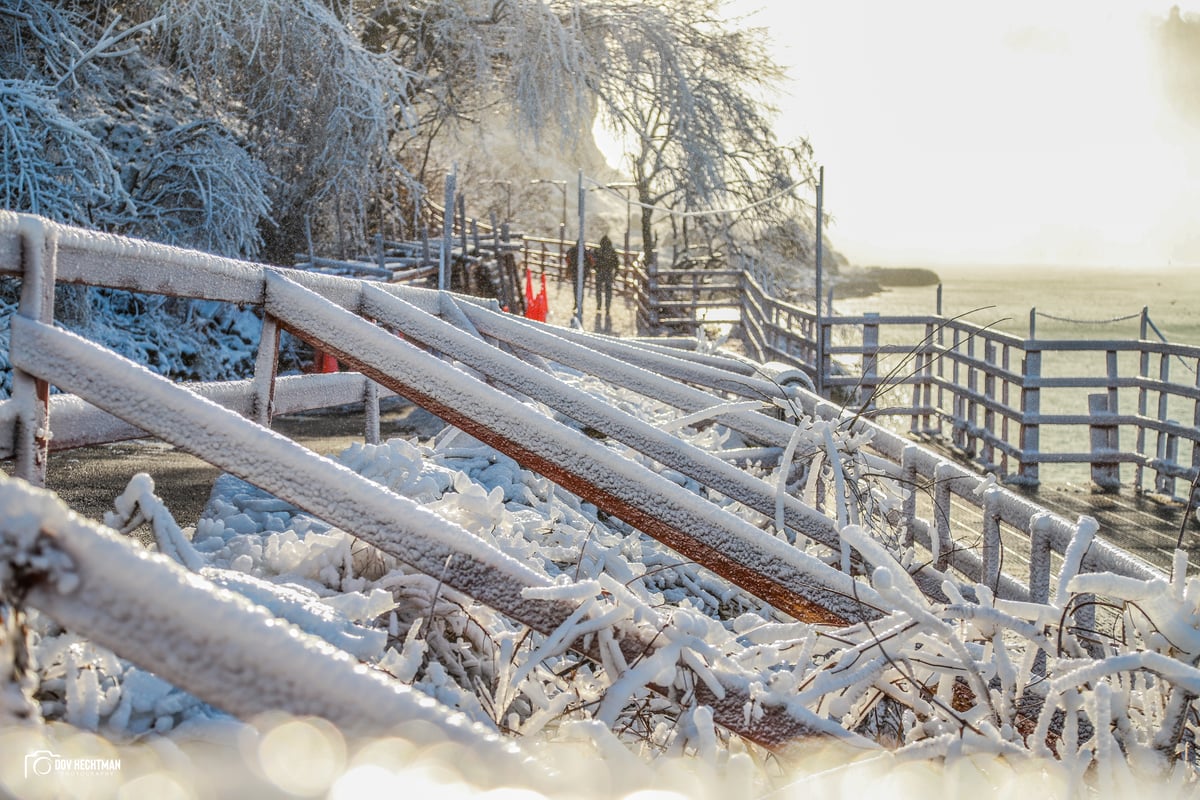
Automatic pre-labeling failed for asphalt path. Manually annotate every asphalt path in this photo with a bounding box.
[7,399,446,528]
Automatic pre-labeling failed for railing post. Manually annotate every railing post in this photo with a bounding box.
[1193,356,1200,490]
[252,315,280,427]
[981,488,1001,592]
[1018,348,1041,486]
[647,255,660,332]
[440,171,455,290]
[1088,393,1120,490]
[983,340,997,469]
[901,445,919,548]
[1160,425,1180,497]
[861,313,879,409]
[364,380,381,446]
[965,333,978,456]
[1136,307,1150,491]
[932,463,954,570]
[951,328,965,450]
[912,322,934,434]
[13,217,55,487]
[1154,352,1172,494]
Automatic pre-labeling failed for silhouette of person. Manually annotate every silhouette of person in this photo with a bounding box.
[595,234,619,314]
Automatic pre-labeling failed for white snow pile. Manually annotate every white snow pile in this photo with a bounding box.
[3,370,1200,798]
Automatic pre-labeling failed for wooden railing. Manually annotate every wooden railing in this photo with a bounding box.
[0,212,1171,654]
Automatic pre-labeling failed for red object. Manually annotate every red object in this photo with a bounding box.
[312,350,338,373]
[525,270,548,322]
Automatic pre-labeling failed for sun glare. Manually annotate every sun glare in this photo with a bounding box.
[729,0,1200,267]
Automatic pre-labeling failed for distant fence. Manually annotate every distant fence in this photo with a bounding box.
[633,264,1200,496]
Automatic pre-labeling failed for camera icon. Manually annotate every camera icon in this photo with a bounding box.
[24,750,59,778]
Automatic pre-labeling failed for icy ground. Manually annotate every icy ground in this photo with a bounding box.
[4,357,1200,798]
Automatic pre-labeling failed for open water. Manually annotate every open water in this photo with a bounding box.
[834,263,1200,344]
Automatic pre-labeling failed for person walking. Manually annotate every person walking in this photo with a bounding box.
[595,234,619,314]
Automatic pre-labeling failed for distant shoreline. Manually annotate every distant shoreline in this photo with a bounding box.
[834,266,941,299]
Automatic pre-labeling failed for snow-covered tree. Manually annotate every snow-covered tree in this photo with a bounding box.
[143,0,418,261]
[584,0,815,269]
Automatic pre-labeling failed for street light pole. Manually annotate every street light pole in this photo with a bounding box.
[575,170,585,328]
[814,165,825,397]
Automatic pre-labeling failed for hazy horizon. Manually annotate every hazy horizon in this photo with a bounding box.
[729,1,1200,270]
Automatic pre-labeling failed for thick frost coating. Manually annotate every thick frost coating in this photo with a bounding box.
[362,284,843,552]
[0,474,520,756]
[8,314,570,629]
[268,274,881,623]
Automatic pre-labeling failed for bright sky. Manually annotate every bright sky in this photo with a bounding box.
[730,0,1200,268]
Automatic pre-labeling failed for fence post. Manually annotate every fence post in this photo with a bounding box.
[983,340,997,469]
[12,217,55,487]
[1160,424,1180,496]
[364,381,381,446]
[861,313,879,410]
[912,322,934,434]
[1154,352,1172,494]
[1193,356,1200,490]
[901,446,919,549]
[933,463,954,570]
[981,488,1001,593]
[647,255,660,332]
[252,315,280,427]
[965,333,979,456]
[441,171,455,290]
[1018,348,1041,485]
[1088,393,1120,490]
[951,328,965,450]
[1135,307,1150,491]
[458,193,468,254]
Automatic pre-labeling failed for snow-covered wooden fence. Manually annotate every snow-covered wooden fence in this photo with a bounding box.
[0,212,874,749]
[0,212,1179,753]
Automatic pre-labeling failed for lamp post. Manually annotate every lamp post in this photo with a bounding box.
[814,165,825,397]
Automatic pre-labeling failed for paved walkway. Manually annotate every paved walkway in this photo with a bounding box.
[542,273,641,336]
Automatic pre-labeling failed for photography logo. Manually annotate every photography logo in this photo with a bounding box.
[24,750,121,780]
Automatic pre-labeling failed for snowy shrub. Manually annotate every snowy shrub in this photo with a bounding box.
[0,79,131,228]
[151,0,417,260]
[129,120,272,258]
